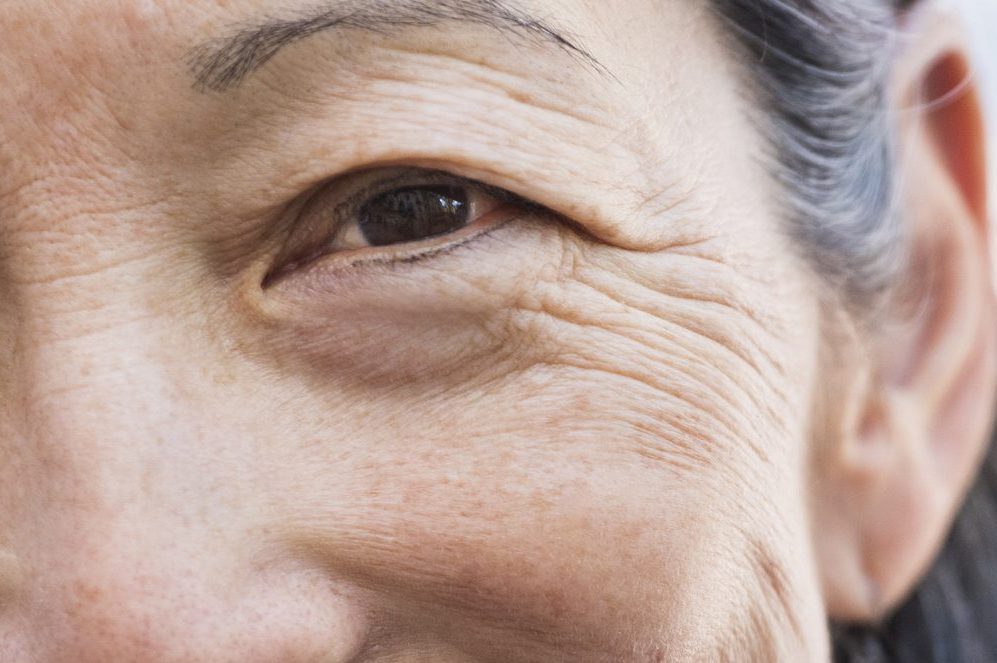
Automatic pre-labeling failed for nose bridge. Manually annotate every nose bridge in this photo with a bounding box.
[12,302,220,588]
[6,275,270,573]
[15,296,195,504]
[4,293,369,662]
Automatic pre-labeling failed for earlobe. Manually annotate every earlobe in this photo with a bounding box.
[813,12,996,623]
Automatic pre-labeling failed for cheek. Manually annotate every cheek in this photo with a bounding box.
[257,389,786,659]
[244,222,825,657]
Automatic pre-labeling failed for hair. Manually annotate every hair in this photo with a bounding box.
[709,1,997,660]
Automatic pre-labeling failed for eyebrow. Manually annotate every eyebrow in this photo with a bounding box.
[188,0,606,93]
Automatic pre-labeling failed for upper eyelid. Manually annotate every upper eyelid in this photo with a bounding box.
[310,167,544,228]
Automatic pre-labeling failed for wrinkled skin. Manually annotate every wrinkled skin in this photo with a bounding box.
[0,1,834,661]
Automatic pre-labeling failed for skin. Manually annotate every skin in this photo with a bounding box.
[0,1,990,661]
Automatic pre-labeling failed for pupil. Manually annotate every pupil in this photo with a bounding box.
[358,186,470,247]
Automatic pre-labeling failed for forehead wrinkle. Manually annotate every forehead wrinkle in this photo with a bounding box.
[187,0,611,93]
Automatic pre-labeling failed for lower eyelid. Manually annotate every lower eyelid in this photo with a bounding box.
[263,206,521,289]
[332,203,517,267]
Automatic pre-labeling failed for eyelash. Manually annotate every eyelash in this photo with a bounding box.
[264,168,543,286]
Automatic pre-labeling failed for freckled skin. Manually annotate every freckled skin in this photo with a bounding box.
[0,1,832,661]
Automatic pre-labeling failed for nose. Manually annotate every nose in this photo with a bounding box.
[0,318,369,663]
[24,532,368,663]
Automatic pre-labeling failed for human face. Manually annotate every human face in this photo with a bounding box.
[0,1,830,660]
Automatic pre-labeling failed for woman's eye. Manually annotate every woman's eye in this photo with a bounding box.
[268,169,535,282]
[352,185,470,248]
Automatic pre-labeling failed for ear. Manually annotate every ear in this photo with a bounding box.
[813,9,996,622]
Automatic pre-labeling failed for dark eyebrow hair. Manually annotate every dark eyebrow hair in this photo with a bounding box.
[188,0,607,92]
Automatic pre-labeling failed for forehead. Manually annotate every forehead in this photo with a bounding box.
[0,0,731,149]
[0,0,716,70]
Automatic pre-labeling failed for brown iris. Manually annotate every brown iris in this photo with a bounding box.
[357,185,470,247]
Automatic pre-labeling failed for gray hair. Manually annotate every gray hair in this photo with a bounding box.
[710,1,997,660]
[712,0,908,310]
